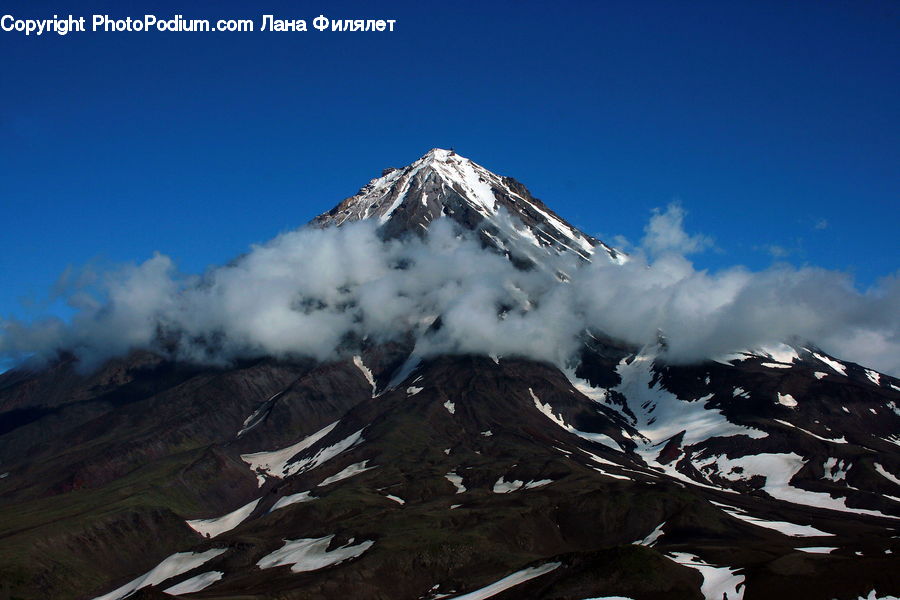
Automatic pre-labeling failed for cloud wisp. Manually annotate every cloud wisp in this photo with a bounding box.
[2,205,899,376]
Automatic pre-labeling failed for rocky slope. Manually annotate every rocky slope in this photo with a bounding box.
[311,148,624,266]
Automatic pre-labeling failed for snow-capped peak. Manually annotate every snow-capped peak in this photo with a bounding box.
[311,149,623,264]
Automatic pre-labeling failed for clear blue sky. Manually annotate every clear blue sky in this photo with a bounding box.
[2,0,897,325]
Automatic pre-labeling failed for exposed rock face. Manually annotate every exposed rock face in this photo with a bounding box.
[1,150,898,600]
[311,148,623,265]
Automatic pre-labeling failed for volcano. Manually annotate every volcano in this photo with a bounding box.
[1,150,899,600]
[311,148,623,265]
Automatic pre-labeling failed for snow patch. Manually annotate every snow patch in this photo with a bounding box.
[383,353,422,392]
[634,522,665,546]
[823,457,849,482]
[237,390,284,438]
[163,571,223,595]
[865,369,882,386]
[591,467,631,481]
[430,150,498,216]
[90,548,228,600]
[581,449,632,480]
[849,591,900,600]
[445,472,466,494]
[257,535,373,573]
[694,452,895,517]
[712,502,833,537]
[523,479,553,489]
[813,353,847,375]
[186,498,260,538]
[777,393,798,408]
[270,491,315,512]
[563,369,611,404]
[492,476,524,493]
[318,460,376,487]
[613,350,766,477]
[241,421,339,479]
[875,463,900,487]
[580,449,618,467]
[492,476,551,493]
[758,343,800,364]
[774,419,847,443]
[530,388,621,451]
[444,400,456,414]
[261,429,365,479]
[667,552,744,600]
[795,546,837,554]
[443,562,561,600]
[353,355,377,395]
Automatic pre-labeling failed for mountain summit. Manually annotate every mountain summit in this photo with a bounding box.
[312,149,623,264]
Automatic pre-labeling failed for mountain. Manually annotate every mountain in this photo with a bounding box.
[311,148,624,265]
[1,150,899,600]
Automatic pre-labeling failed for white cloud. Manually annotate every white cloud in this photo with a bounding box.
[760,244,791,258]
[641,202,713,256]
[2,210,899,377]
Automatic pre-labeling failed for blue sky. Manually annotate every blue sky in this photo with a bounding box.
[2,0,897,326]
